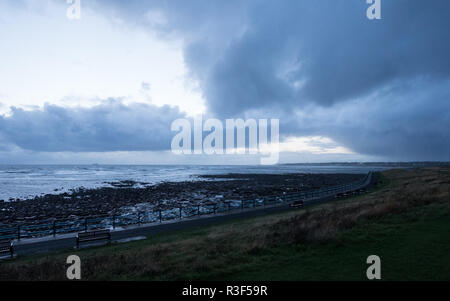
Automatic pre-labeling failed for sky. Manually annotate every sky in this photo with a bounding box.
[0,0,449,164]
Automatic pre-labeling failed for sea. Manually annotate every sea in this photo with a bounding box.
[0,164,394,202]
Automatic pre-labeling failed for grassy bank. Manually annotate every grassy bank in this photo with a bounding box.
[1,167,449,280]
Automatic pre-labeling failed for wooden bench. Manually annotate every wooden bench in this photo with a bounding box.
[76,229,111,248]
[0,239,13,258]
[290,200,304,208]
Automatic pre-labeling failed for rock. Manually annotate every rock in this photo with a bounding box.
[0,173,365,227]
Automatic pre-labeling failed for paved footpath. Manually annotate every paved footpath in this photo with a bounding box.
[13,203,296,257]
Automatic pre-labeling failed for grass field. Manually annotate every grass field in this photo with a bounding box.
[1,167,449,281]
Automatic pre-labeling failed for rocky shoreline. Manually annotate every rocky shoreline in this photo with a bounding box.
[0,173,364,226]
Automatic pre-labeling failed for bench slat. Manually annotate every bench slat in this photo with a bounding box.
[76,230,111,248]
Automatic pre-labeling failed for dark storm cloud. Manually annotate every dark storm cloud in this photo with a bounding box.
[284,78,450,161]
[92,0,450,112]
[0,100,185,152]
[87,0,450,160]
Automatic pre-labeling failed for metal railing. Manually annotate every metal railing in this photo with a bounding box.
[0,172,372,241]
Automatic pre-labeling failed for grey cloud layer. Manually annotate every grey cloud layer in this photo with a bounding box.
[0,101,185,152]
[285,78,450,160]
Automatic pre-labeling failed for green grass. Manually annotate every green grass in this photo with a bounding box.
[214,202,450,281]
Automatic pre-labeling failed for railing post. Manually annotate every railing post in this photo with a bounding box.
[112,215,116,229]
[84,218,88,232]
[180,207,182,219]
[53,221,56,237]
[159,210,162,223]
[228,202,231,211]
[17,225,21,241]
[138,212,141,226]
[241,200,244,210]
[197,205,200,216]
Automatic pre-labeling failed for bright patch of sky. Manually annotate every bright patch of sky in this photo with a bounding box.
[0,0,205,115]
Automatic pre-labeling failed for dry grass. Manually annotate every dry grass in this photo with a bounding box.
[269,167,450,244]
[1,167,449,280]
